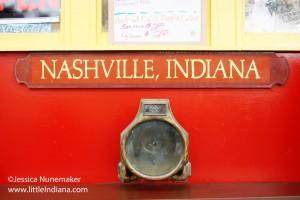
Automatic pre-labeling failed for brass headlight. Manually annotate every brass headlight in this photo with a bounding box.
[118,99,191,182]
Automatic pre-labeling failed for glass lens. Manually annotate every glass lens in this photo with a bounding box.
[125,120,184,177]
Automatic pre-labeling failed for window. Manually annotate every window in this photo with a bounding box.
[237,0,300,50]
[0,0,61,33]
[0,0,299,51]
[245,0,300,33]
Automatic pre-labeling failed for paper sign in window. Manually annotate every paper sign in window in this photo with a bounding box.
[109,0,206,43]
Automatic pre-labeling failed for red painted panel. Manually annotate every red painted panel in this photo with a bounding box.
[0,53,300,184]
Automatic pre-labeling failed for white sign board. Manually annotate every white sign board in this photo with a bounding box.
[109,0,206,43]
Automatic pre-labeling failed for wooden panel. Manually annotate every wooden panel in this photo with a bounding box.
[1,183,300,199]
[14,52,289,88]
